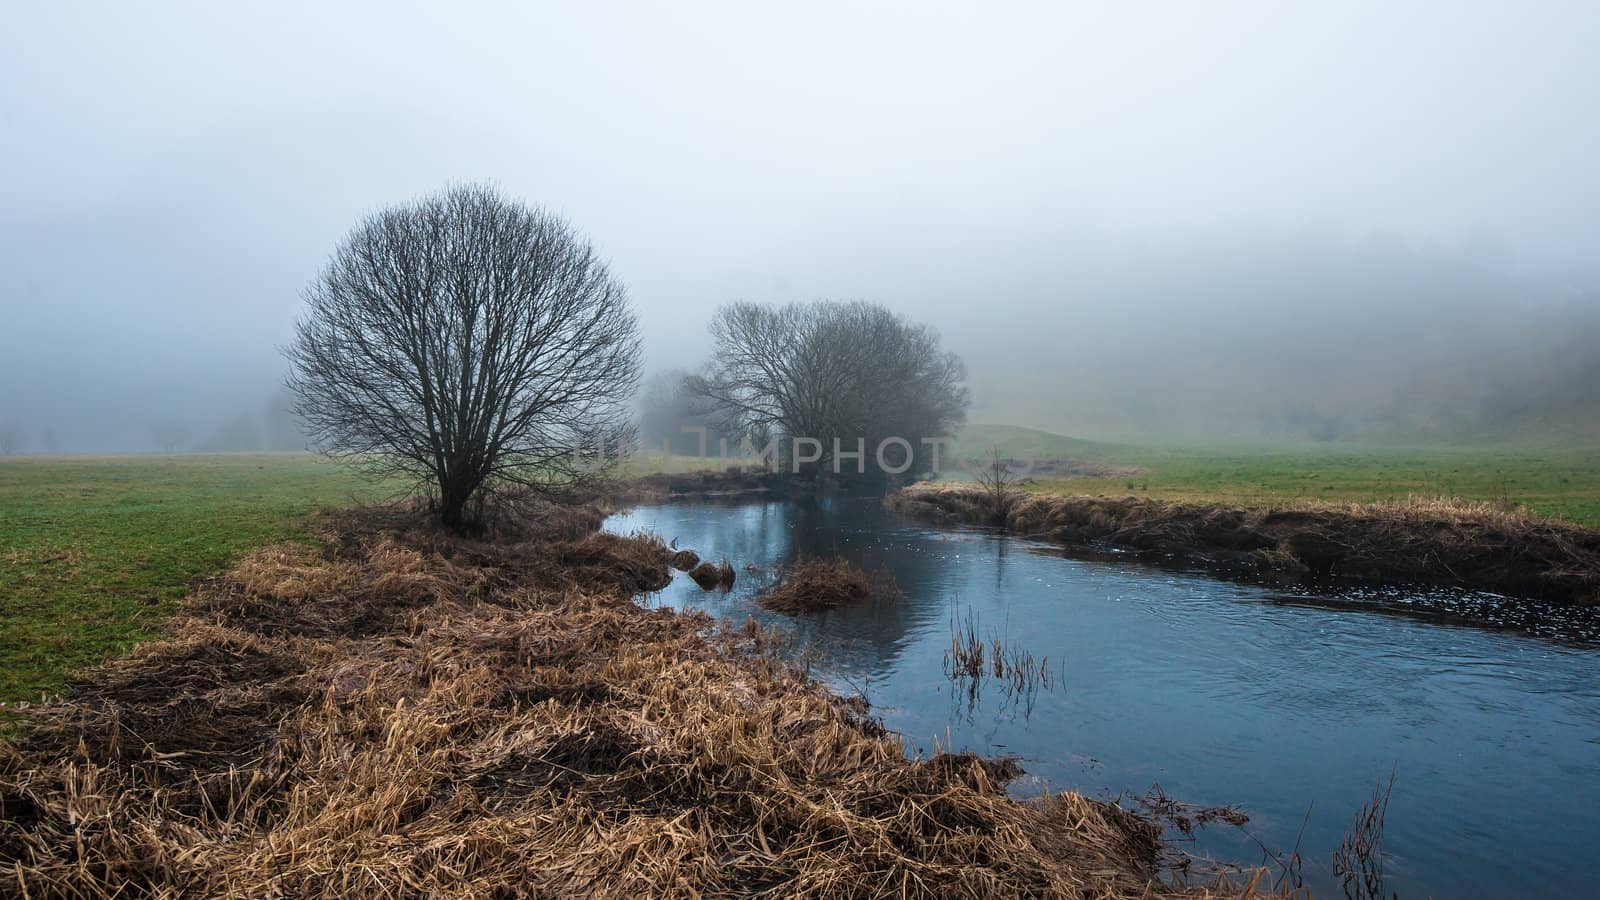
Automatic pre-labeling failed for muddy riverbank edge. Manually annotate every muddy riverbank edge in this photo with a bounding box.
[888,483,1600,608]
[0,489,1249,898]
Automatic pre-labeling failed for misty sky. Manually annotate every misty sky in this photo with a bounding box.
[4,2,1598,450]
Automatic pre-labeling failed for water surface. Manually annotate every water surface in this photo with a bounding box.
[605,496,1600,898]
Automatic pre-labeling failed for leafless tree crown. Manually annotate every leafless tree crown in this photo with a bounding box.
[689,300,968,473]
[286,184,640,529]
[149,421,190,454]
[0,421,23,456]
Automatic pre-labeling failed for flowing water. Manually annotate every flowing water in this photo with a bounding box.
[605,495,1600,899]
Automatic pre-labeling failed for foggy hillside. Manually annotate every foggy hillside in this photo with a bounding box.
[3,2,1597,451]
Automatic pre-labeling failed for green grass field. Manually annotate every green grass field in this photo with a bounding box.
[0,454,399,703]
[955,424,1600,526]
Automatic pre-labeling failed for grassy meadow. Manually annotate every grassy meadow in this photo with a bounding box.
[0,454,400,703]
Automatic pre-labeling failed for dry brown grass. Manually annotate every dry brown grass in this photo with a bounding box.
[759,559,901,615]
[892,483,1600,605]
[1,497,1271,898]
[686,558,737,591]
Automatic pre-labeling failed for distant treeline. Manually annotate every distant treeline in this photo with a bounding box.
[0,388,311,455]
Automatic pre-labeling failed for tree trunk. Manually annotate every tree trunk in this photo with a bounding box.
[438,474,476,533]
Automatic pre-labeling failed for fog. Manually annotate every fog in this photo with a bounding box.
[4,1,1598,451]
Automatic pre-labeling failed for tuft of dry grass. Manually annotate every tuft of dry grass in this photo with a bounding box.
[1,498,1274,898]
[892,483,1600,605]
[758,559,901,615]
[686,558,736,591]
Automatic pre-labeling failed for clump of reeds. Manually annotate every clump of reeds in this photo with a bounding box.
[943,606,1054,715]
[669,548,700,571]
[946,606,988,679]
[1333,770,1395,900]
[1122,783,1310,894]
[1132,784,1251,837]
[686,558,735,590]
[757,559,901,614]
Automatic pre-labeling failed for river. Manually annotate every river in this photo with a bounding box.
[605,494,1600,898]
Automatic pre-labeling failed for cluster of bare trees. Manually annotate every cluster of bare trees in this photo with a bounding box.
[0,422,23,455]
[286,184,639,531]
[636,369,722,456]
[149,421,191,454]
[286,184,965,530]
[8,193,962,522]
[687,300,968,477]
[0,424,61,455]
[144,389,310,455]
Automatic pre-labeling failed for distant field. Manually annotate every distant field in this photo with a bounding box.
[955,424,1600,527]
[946,424,1127,464]
[0,454,398,703]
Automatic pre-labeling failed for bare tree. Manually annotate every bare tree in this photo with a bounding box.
[0,421,23,456]
[150,420,190,454]
[637,369,720,457]
[689,300,967,476]
[264,386,310,451]
[197,414,264,452]
[286,183,640,531]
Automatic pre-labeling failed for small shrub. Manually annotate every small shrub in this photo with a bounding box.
[758,559,898,614]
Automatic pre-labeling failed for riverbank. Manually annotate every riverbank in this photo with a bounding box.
[952,426,1600,527]
[0,495,1233,897]
[890,483,1600,607]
